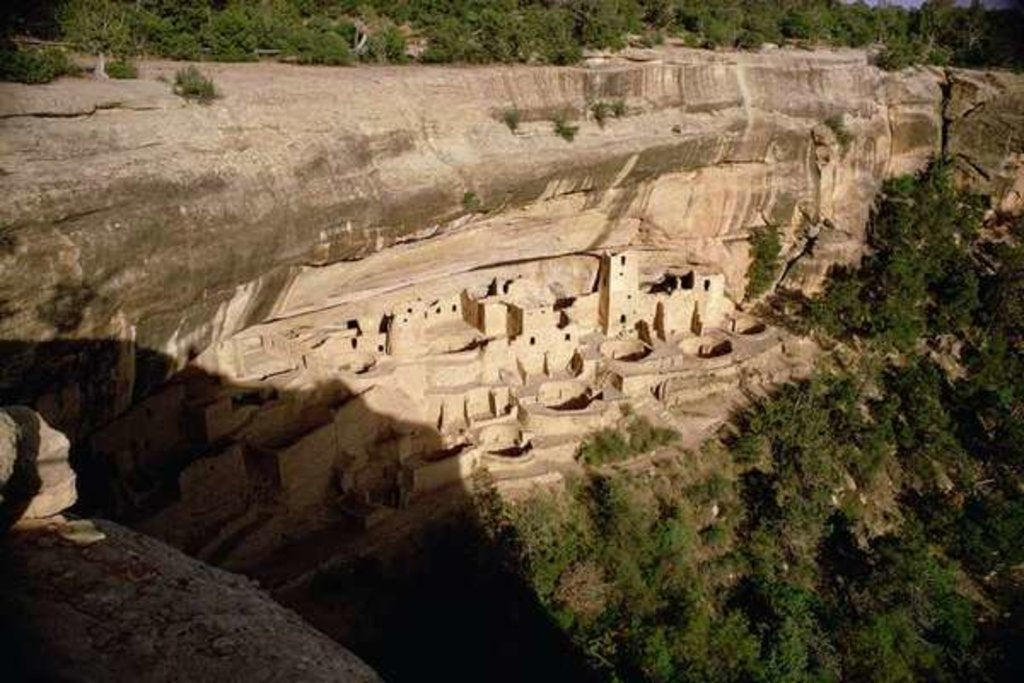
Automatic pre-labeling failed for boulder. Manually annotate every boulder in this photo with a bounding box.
[0,406,76,525]
[0,411,16,503]
[0,519,382,682]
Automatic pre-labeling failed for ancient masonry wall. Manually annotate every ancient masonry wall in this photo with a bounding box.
[92,249,797,552]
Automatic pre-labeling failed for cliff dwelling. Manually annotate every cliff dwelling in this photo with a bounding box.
[3,1,1024,678]
[89,248,813,561]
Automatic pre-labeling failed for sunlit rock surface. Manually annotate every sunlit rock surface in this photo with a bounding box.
[3,47,987,429]
[0,406,76,524]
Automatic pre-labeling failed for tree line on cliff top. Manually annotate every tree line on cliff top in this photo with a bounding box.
[1,0,1022,82]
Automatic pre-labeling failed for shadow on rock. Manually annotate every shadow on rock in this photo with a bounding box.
[0,336,598,681]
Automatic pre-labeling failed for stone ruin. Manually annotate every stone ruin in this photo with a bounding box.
[90,249,813,560]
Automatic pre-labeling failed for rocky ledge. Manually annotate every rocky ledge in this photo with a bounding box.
[1,518,382,682]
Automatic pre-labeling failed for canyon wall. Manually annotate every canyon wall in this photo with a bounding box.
[0,47,1020,438]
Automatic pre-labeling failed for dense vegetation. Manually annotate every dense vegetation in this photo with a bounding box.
[2,0,1022,83]
[471,162,1024,681]
[576,413,679,465]
[0,45,77,83]
[744,224,783,300]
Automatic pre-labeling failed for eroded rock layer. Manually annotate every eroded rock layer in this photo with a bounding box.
[1,48,960,433]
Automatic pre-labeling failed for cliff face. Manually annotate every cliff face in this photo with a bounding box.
[0,47,1019,436]
[945,68,1024,214]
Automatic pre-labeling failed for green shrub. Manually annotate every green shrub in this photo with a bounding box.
[363,23,407,63]
[731,432,768,465]
[173,66,216,104]
[552,111,579,142]
[157,30,202,61]
[875,39,920,71]
[203,5,259,62]
[687,472,733,504]
[637,30,665,48]
[745,224,782,299]
[521,7,581,65]
[702,16,741,47]
[106,58,137,79]
[626,417,678,452]
[0,47,76,84]
[809,267,871,340]
[590,99,628,127]
[328,20,358,46]
[577,428,631,465]
[462,191,482,212]
[500,107,521,133]
[779,8,815,40]
[421,17,488,63]
[736,29,763,50]
[577,417,678,465]
[701,523,728,547]
[285,27,352,65]
[575,0,632,50]
[824,114,853,152]
[60,0,132,75]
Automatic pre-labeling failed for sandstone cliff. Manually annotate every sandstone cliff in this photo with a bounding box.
[0,47,1020,437]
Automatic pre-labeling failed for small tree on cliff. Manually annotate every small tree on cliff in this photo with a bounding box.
[61,0,131,79]
[745,224,782,300]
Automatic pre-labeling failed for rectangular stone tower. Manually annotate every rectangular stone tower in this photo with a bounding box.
[598,251,639,337]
